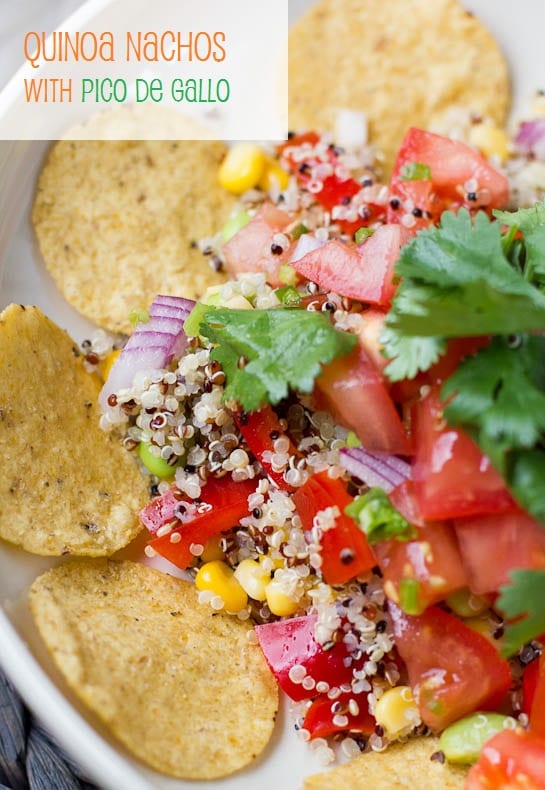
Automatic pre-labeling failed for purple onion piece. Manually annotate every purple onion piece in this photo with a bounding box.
[340,446,411,493]
[514,119,545,159]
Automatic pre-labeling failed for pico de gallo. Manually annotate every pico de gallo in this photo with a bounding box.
[93,112,545,785]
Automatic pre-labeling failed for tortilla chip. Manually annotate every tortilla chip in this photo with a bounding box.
[32,140,235,334]
[304,737,468,789]
[289,0,510,172]
[0,304,147,556]
[29,560,279,779]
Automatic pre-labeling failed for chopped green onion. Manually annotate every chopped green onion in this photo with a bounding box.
[275,285,301,306]
[292,223,309,240]
[278,263,298,286]
[129,308,149,327]
[346,430,361,448]
[398,578,421,615]
[355,227,375,244]
[345,488,417,545]
[399,162,432,181]
[184,302,214,338]
[220,210,251,244]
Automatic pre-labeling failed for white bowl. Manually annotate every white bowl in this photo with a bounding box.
[1,2,544,788]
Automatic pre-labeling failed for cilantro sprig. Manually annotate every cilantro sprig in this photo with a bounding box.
[382,208,545,380]
[495,202,545,288]
[197,307,357,412]
[498,569,545,656]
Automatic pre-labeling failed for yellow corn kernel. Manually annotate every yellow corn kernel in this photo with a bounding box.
[258,157,290,192]
[195,560,248,612]
[265,580,299,617]
[200,535,225,563]
[374,686,421,738]
[234,559,270,601]
[100,349,120,382]
[218,144,267,195]
[469,123,510,164]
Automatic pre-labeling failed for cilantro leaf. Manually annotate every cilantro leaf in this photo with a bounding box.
[386,210,545,340]
[345,488,417,544]
[381,328,446,381]
[497,569,545,656]
[198,307,357,412]
[495,200,545,288]
[442,336,545,524]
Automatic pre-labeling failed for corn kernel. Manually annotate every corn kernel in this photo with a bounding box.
[200,535,225,563]
[195,560,248,612]
[265,580,299,617]
[100,349,120,382]
[258,157,290,192]
[374,686,420,738]
[218,144,267,195]
[469,123,510,163]
[234,559,270,601]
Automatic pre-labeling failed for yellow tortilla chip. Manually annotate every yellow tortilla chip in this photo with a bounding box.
[32,140,236,334]
[304,737,468,789]
[29,560,279,779]
[289,0,510,172]
[0,304,147,556]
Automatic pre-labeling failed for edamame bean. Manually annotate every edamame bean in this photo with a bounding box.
[439,712,518,764]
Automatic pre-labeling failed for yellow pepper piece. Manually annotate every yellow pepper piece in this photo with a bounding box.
[195,560,248,612]
[218,143,267,195]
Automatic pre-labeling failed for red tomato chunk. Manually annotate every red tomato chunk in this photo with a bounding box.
[389,603,512,730]
[466,729,545,790]
[302,689,375,740]
[222,203,292,285]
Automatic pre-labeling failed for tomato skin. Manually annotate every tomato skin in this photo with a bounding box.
[140,486,182,534]
[291,225,410,306]
[292,471,376,584]
[254,614,358,702]
[466,729,545,790]
[303,690,375,739]
[374,520,468,614]
[235,405,299,490]
[388,128,509,228]
[222,203,292,285]
[388,603,512,730]
[529,654,545,739]
[316,347,410,455]
[454,509,545,595]
[412,387,515,520]
[147,477,255,569]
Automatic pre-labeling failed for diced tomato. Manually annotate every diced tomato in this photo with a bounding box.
[292,471,376,585]
[412,387,515,520]
[147,476,256,569]
[454,509,545,595]
[466,729,545,790]
[235,405,300,490]
[316,347,410,455]
[291,225,410,306]
[529,654,545,739]
[222,203,292,285]
[389,602,512,730]
[389,480,425,527]
[522,659,540,718]
[280,131,385,234]
[254,614,358,702]
[374,520,468,615]
[302,690,375,739]
[388,128,509,229]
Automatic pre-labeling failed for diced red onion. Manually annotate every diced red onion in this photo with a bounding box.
[289,234,325,263]
[515,119,545,160]
[99,294,195,412]
[339,447,411,493]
